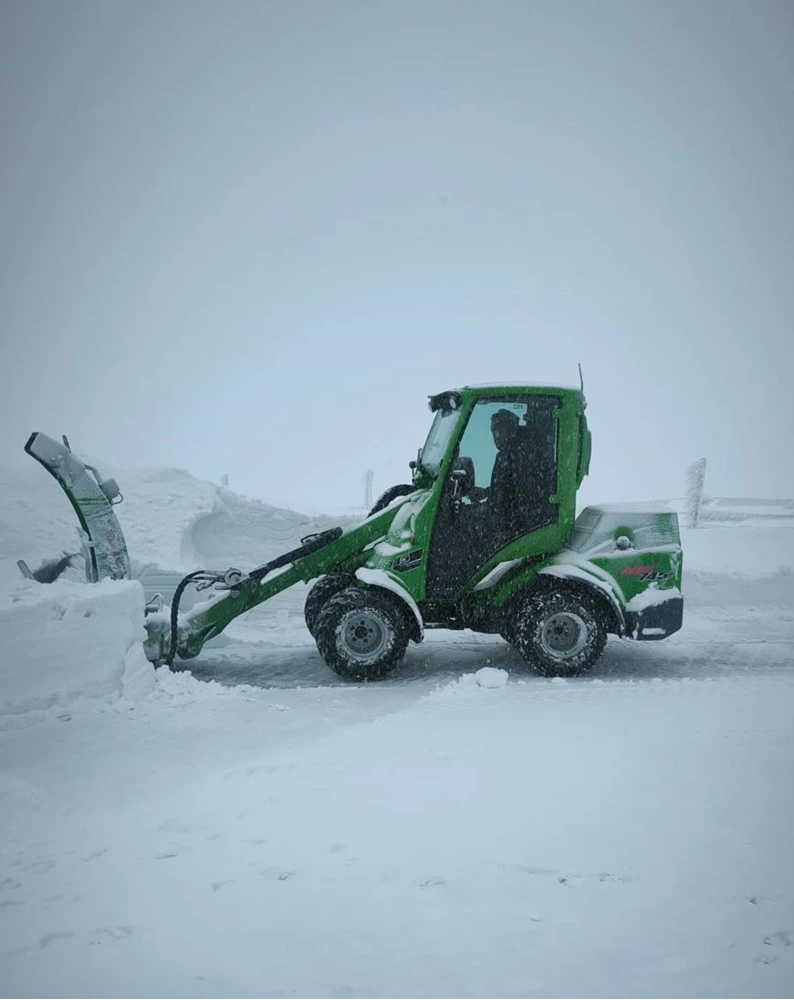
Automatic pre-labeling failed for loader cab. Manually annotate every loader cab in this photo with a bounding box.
[423,385,582,599]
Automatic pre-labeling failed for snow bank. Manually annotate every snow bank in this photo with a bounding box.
[0,459,357,618]
[0,464,87,587]
[0,578,154,719]
[101,464,355,580]
[681,523,794,577]
[680,525,794,608]
[114,467,220,571]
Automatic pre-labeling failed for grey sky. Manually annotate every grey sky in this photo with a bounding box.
[2,0,792,512]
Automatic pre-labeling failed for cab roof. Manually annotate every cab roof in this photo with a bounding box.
[429,383,585,413]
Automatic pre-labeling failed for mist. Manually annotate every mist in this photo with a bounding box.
[2,0,792,513]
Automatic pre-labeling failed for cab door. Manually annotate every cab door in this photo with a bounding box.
[426,394,560,599]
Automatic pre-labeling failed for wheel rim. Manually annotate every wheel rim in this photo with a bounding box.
[340,610,389,661]
[539,611,588,660]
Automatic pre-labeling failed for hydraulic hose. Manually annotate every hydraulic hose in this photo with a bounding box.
[165,570,207,668]
[164,527,343,667]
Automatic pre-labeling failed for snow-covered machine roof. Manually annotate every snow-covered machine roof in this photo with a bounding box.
[461,382,582,392]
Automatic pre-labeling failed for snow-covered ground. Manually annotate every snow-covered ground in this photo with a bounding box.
[1,459,793,998]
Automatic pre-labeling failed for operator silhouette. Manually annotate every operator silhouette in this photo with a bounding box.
[489,409,529,531]
[466,408,530,534]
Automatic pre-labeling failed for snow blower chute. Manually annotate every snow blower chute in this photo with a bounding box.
[22,432,131,583]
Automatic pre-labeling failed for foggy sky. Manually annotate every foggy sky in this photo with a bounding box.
[2,0,793,513]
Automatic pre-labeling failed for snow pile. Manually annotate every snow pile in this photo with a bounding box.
[0,461,221,591]
[108,465,356,582]
[0,459,359,619]
[681,523,794,578]
[680,524,794,608]
[113,466,220,571]
[0,578,154,719]
[696,496,794,526]
[188,485,354,569]
[178,485,357,618]
[0,464,87,588]
[473,665,509,687]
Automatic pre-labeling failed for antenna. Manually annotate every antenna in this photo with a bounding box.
[578,363,584,392]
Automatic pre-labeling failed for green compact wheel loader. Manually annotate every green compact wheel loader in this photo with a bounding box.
[24,382,683,681]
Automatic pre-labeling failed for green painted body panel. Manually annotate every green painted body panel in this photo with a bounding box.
[473,505,683,614]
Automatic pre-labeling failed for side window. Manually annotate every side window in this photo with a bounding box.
[457,400,526,486]
[455,395,560,536]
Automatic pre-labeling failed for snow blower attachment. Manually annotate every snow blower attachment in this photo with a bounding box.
[23,433,131,583]
[25,383,684,681]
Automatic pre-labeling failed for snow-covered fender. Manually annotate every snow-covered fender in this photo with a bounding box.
[537,562,626,636]
[355,567,424,643]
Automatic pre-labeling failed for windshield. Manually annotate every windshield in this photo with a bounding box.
[420,408,460,474]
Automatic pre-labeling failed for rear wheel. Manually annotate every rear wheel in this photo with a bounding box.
[315,586,409,681]
[512,589,607,677]
[304,573,354,638]
[368,484,414,517]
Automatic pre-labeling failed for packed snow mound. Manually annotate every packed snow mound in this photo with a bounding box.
[0,578,154,720]
[113,466,221,571]
[679,524,794,607]
[0,459,360,616]
[681,523,794,577]
[0,460,358,576]
[110,465,358,576]
[474,666,509,688]
[186,486,356,570]
[0,464,88,587]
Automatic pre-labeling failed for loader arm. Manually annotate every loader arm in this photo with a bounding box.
[145,507,398,664]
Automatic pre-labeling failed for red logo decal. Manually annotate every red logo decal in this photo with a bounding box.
[620,564,655,577]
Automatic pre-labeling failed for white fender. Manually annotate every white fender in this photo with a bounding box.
[538,564,626,633]
[355,567,424,641]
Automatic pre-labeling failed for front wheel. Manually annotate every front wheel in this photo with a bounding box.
[315,586,409,681]
[512,590,607,677]
[304,573,354,638]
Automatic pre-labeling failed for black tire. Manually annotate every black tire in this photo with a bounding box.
[304,573,354,638]
[315,586,410,681]
[368,484,415,517]
[512,589,607,677]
